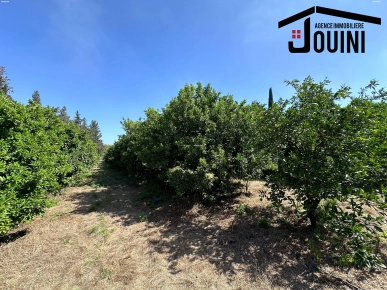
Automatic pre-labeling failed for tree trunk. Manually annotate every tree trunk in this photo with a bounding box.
[305,198,320,228]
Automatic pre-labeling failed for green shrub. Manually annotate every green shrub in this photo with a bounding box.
[262,76,387,268]
[0,92,98,234]
[105,83,270,201]
[166,166,213,197]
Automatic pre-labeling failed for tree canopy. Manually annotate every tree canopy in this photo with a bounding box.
[105,77,387,268]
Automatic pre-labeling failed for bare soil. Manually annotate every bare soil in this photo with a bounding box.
[1,163,386,290]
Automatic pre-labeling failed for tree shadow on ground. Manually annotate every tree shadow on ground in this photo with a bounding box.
[66,162,382,290]
[68,162,145,227]
[0,229,29,247]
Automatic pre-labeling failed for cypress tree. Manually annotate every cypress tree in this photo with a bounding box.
[268,87,273,108]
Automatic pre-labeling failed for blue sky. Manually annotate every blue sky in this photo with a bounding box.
[1,0,386,145]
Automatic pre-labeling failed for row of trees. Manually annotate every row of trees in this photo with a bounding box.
[0,67,101,234]
[32,92,104,157]
[1,66,104,158]
[105,77,387,268]
[62,109,104,157]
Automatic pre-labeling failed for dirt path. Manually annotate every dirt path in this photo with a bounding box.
[0,163,386,290]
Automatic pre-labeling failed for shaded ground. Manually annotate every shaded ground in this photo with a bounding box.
[0,162,386,290]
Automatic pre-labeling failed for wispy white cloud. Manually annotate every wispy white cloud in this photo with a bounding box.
[48,0,104,70]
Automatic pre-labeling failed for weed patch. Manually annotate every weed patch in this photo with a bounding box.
[139,212,147,222]
[258,217,270,228]
[87,216,113,242]
[101,268,113,280]
[237,204,252,216]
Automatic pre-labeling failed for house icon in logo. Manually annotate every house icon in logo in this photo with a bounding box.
[278,6,382,53]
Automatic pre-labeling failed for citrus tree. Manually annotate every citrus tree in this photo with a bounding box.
[0,92,98,234]
[262,76,387,267]
[105,83,270,201]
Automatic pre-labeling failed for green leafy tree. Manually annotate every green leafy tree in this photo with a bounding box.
[102,144,112,157]
[268,87,273,108]
[262,76,387,268]
[32,90,42,105]
[106,82,269,201]
[52,107,60,114]
[0,91,98,235]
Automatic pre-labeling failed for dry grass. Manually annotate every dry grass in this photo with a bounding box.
[0,164,386,290]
